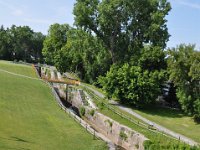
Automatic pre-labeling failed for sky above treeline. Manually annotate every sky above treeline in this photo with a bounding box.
[0,0,200,49]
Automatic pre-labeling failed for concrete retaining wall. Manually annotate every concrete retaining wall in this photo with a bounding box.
[71,91,148,150]
[85,108,147,150]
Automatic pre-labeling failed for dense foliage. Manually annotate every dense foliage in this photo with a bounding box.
[72,0,171,107]
[74,0,171,63]
[99,64,165,106]
[0,25,45,62]
[42,24,70,64]
[167,44,200,117]
[144,140,199,150]
[42,24,111,83]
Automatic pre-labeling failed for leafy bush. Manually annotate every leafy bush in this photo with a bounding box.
[193,114,200,124]
[80,107,85,117]
[89,109,95,116]
[143,140,200,150]
[98,64,165,107]
[104,119,113,127]
[144,140,153,149]
[119,131,128,141]
[97,102,104,110]
[167,45,200,116]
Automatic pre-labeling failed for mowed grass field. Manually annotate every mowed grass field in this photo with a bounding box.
[0,60,107,150]
[133,106,200,144]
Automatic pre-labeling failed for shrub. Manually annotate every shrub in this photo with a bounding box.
[98,64,165,107]
[80,107,85,117]
[108,120,113,127]
[144,140,153,149]
[98,102,104,110]
[89,109,95,116]
[119,131,128,141]
[193,114,200,124]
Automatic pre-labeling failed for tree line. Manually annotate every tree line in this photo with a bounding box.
[0,25,45,62]
[0,0,199,122]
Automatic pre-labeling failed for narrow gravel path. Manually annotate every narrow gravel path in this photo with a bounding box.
[82,83,199,146]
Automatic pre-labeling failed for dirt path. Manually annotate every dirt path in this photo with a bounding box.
[82,84,199,146]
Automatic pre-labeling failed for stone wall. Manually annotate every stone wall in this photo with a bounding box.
[71,90,148,150]
[84,108,147,150]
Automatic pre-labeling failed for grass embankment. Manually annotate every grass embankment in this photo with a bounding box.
[0,61,107,150]
[81,85,200,149]
[133,106,200,144]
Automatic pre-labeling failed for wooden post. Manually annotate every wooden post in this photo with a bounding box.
[38,66,41,77]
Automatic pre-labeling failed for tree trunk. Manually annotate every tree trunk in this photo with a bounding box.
[109,35,116,64]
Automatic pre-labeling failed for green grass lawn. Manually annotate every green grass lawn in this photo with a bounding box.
[0,60,107,150]
[82,85,200,149]
[133,106,200,144]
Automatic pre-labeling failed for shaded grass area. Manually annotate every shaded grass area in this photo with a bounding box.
[82,86,200,149]
[0,61,107,150]
[133,106,200,144]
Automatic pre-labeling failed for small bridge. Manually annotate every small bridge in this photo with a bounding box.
[42,76,80,85]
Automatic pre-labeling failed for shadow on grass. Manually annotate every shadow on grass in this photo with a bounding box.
[111,102,187,118]
[0,137,31,150]
[140,108,184,118]
[132,104,186,118]
[0,136,31,143]
[11,136,30,143]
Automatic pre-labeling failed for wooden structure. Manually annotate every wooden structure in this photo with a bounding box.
[41,76,80,86]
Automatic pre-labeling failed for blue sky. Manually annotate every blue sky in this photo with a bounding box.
[0,0,199,49]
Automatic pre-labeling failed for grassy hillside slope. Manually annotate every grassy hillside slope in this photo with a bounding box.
[0,61,107,150]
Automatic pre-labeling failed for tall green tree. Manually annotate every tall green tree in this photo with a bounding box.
[99,46,166,106]
[0,26,13,60]
[0,25,45,62]
[9,25,34,61]
[43,24,111,83]
[53,28,111,83]
[74,0,171,63]
[42,23,70,64]
[167,44,200,116]
[99,63,165,106]
[31,32,46,62]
